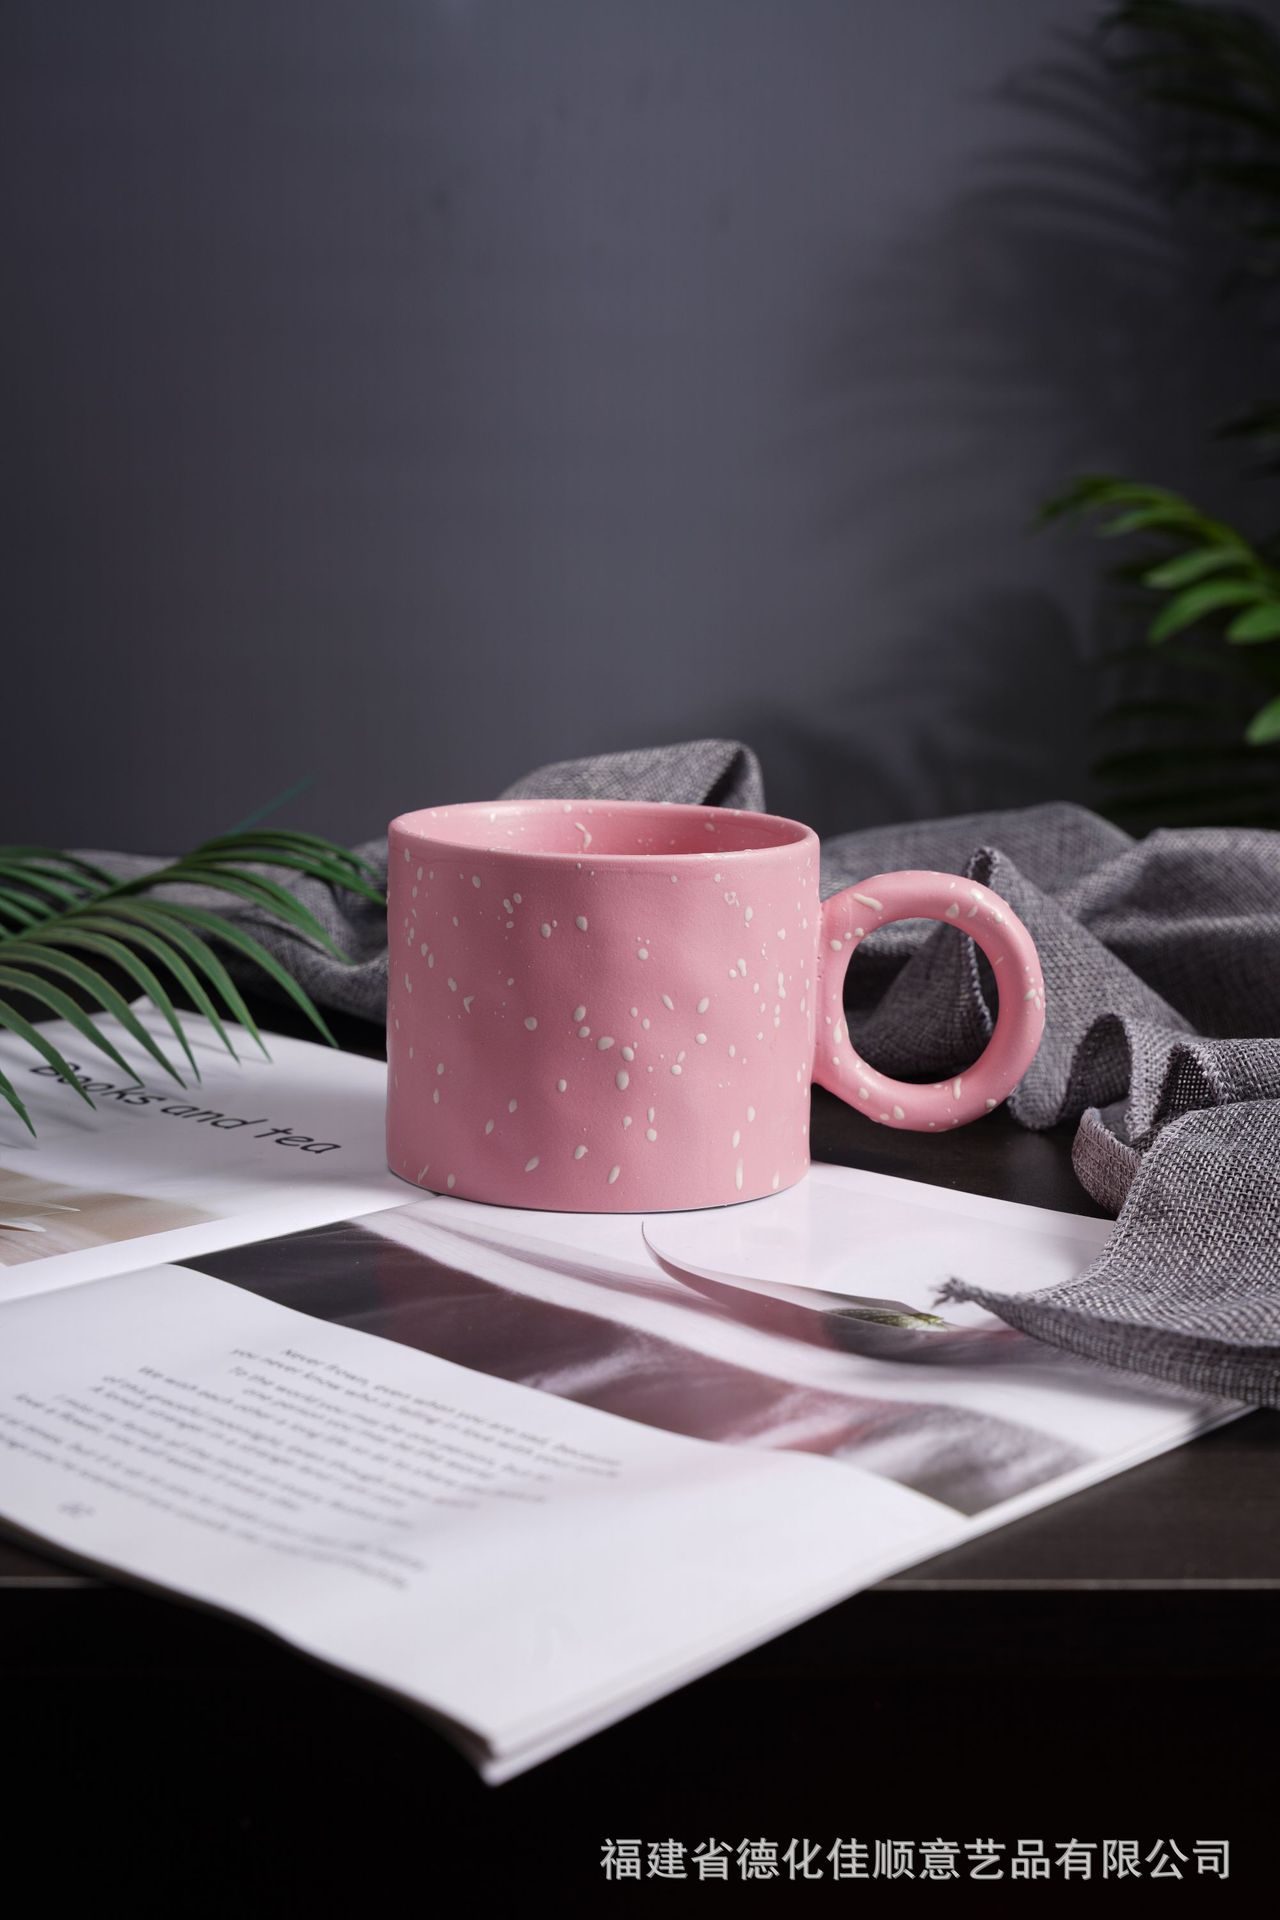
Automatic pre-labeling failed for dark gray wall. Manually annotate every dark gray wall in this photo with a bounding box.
[3,1,1275,849]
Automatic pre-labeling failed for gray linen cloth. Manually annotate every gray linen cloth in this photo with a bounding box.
[91,738,1280,1407]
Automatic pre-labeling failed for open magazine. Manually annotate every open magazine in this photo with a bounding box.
[0,1007,407,1299]
[0,1011,1240,1781]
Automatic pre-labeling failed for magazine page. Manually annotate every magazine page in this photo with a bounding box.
[340,1175,1230,1521]
[0,1164,1239,1779]
[0,1009,408,1302]
[0,1259,955,1781]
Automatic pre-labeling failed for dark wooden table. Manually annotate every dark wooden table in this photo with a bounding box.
[5,1008,1275,1905]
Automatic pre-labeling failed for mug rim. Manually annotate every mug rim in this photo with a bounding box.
[389,798,818,869]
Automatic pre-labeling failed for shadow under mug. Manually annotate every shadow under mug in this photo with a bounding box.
[385,799,1045,1213]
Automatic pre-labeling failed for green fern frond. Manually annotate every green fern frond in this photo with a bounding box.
[0,832,383,1136]
[1043,472,1280,826]
[1045,473,1280,661]
[1037,4,1280,832]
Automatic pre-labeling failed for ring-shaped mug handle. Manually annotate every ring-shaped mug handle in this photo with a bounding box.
[814,869,1045,1131]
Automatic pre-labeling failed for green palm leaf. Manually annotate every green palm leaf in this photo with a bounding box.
[1043,474,1280,810]
[1040,3,1280,831]
[0,830,382,1134]
[0,1068,34,1137]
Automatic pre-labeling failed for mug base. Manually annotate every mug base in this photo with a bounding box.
[385,1158,809,1216]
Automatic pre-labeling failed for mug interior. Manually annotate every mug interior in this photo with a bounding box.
[393,799,813,862]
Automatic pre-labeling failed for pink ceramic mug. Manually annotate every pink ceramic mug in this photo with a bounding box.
[385,799,1044,1212]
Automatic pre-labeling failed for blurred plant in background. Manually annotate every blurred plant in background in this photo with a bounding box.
[1047,0,1280,828]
